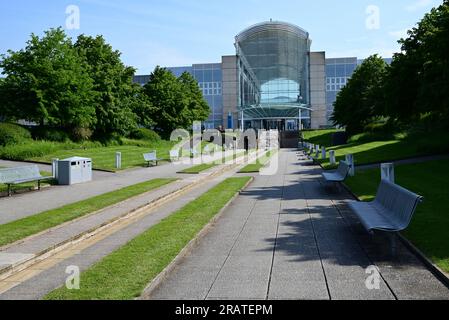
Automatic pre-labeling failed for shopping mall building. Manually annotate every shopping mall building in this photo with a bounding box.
[134,21,389,131]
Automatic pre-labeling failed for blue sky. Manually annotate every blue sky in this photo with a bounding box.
[0,0,441,74]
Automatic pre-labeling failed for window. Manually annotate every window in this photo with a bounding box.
[336,65,346,77]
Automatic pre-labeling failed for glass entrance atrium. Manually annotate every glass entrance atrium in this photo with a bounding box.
[235,21,312,130]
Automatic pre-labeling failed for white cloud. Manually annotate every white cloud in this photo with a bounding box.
[406,0,433,12]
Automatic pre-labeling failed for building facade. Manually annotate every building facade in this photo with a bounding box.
[134,21,389,130]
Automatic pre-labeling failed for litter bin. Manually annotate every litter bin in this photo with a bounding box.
[57,157,93,185]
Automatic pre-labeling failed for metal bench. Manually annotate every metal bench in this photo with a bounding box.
[0,165,52,197]
[170,149,180,162]
[322,161,351,183]
[348,180,423,254]
[143,151,162,167]
[307,147,321,163]
[299,146,314,160]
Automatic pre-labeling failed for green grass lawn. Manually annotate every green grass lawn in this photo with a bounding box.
[316,136,449,170]
[345,159,449,273]
[0,178,176,247]
[0,171,56,195]
[178,163,216,174]
[45,176,252,300]
[303,129,343,147]
[30,142,176,172]
[0,140,176,172]
[239,150,277,173]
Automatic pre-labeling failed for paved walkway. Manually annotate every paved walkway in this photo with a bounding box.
[146,150,449,300]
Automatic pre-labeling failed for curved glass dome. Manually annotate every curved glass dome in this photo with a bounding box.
[235,21,312,114]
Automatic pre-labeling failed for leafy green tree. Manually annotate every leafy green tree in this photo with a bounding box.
[143,67,210,138]
[74,35,139,138]
[0,28,96,132]
[331,55,388,135]
[178,71,210,126]
[385,0,449,126]
[129,85,155,128]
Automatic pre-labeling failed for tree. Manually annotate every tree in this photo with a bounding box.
[129,85,155,128]
[331,55,388,135]
[0,28,96,132]
[178,71,211,126]
[74,35,139,138]
[385,0,449,126]
[143,67,210,138]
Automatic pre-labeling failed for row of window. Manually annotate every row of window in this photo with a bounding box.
[327,77,348,85]
[327,84,346,92]
[199,82,222,96]
[326,77,349,92]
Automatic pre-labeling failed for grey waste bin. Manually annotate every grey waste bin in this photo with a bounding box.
[57,157,93,185]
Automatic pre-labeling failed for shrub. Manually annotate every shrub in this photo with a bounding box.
[0,140,104,161]
[71,127,93,142]
[0,123,32,146]
[130,128,161,142]
[31,127,70,142]
[0,141,73,160]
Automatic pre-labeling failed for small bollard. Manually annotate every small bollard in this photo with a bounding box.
[322,147,326,160]
[381,163,395,183]
[52,158,59,179]
[116,152,122,170]
[345,154,355,177]
[330,150,336,165]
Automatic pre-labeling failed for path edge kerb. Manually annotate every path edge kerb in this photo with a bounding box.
[139,176,255,300]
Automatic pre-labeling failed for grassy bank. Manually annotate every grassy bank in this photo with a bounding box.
[345,159,449,273]
[0,179,176,247]
[302,129,449,169]
[303,129,343,147]
[45,177,252,300]
[0,140,176,172]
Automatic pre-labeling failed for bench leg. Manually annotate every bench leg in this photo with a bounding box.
[390,233,398,257]
[38,180,41,190]
[7,184,12,197]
